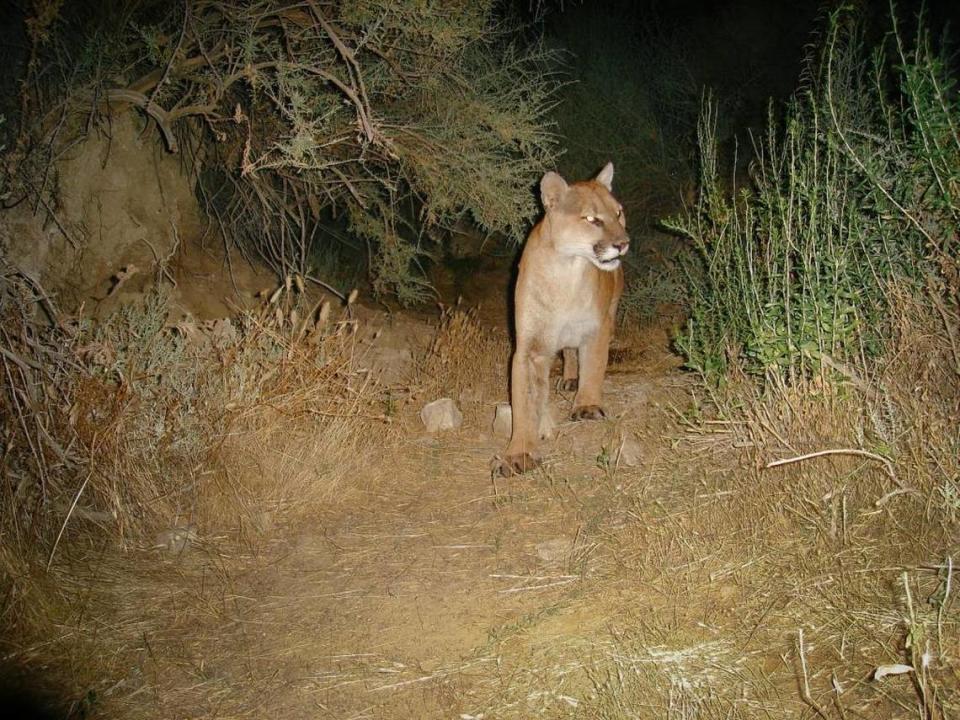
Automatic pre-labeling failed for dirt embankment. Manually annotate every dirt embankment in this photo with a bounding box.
[6,117,200,305]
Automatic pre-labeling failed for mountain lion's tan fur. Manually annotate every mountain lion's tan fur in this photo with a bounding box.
[496,163,628,477]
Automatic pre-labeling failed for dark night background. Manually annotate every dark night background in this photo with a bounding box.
[4,0,960,161]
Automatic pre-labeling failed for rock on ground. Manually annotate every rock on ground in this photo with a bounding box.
[614,434,643,467]
[492,403,512,438]
[420,398,463,433]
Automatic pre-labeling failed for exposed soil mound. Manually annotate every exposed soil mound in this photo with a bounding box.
[6,115,202,311]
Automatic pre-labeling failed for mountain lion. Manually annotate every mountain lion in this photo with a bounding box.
[496,162,628,477]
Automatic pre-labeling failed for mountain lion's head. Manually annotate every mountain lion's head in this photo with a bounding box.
[540,162,629,271]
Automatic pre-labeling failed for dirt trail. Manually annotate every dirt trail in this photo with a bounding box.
[81,319,689,718]
[49,251,947,719]
[247,374,679,717]
[34,236,715,719]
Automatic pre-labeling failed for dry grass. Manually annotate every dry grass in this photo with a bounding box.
[418,304,512,424]
[2,257,957,720]
[450,292,958,719]
[0,269,395,707]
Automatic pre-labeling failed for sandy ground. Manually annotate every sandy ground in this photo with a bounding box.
[35,237,701,718]
[14,238,955,720]
[77,355,691,719]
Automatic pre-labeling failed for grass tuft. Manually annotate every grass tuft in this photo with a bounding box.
[0,270,392,668]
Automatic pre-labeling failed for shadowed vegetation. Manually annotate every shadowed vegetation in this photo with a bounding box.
[8,0,560,303]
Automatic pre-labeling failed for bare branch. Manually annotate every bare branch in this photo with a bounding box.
[766,448,903,488]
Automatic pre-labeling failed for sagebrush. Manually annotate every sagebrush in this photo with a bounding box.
[10,0,560,303]
[668,8,958,383]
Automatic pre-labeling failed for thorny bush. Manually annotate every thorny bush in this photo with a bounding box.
[11,0,560,303]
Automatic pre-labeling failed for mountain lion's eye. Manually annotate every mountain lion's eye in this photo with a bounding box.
[584,215,603,226]
[616,207,623,218]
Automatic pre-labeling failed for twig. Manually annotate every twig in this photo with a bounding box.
[329,164,369,208]
[307,3,378,143]
[765,448,903,488]
[372,658,490,692]
[797,628,831,720]
[104,89,179,153]
[304,274,347,301]
[937,556,952,663]
[141,233,176,287]
[498,578,578,594]
[163,219,182,286]
[47,467,93,570]
[34,193,80,249]
[146,2,191,111]
[875,488,917,506]
[0,346,42,372]
[16,270,62,326]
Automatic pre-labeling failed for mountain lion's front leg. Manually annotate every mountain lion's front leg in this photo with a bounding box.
[571,320,613,421]
[498,345,550,476]
[559,347,578,391]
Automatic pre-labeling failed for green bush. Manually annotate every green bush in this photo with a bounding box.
[666,8,958,383]
[14,0,561,303]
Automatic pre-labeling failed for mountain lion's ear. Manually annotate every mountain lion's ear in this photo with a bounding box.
[540,171,568,210]
[595,162,614,191]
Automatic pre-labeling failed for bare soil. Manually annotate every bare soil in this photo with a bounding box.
[7,235,955,720]
[26,248,705,718]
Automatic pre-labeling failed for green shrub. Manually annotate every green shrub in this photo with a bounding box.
[667,8,958,383]
[14,1,561,303]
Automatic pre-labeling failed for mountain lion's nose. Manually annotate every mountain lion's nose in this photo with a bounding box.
[614,240,629,254]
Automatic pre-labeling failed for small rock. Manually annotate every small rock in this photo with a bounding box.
[366,346,414,384]
[536,537,574,566]
[153,524,198,555]
[492,403,512,437]
[420,398,463,433]
[613,434,642,467]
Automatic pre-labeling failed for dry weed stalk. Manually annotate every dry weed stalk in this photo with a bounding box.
[419,304,511,419]
[1,269,392,658]
[766,448,900,487]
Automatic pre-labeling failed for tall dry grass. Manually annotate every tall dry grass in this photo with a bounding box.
[0,267,392,678]
[418,304,512,424]
[676,291,958,719]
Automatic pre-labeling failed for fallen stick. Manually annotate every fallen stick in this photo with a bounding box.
[765,447,903,488]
